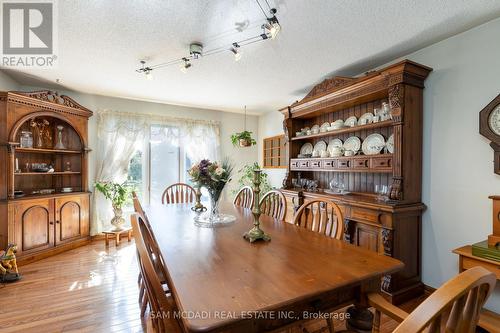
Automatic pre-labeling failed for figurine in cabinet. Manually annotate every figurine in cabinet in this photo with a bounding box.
[0,243,20,282]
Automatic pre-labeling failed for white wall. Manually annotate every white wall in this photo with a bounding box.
[14,86,259,199]
[257,17,500,311]
[258,110,286,188]
[0,71,19,90]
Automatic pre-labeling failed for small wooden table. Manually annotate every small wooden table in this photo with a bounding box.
[453,245,500,331]
[103,227,132,247]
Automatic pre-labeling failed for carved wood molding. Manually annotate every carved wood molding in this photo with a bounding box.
[388,84,405,122]
[302,76,358,101]
[390,177,403,200]
[381,228,394,292]
[343,219,353,244]
[7,91,93,117]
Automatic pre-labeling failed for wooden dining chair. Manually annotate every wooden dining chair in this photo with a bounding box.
[132,192,170,317]
[259,189,287,220]
[293,199,344,239]
[233,185,254,209]
[131,213,182,333]
[162,183,195,204]
[368,266,496,333]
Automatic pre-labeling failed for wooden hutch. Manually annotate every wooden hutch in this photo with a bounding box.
[279,60,432,304]
[0,91,92,263]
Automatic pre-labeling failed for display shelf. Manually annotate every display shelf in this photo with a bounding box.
[14,171,81,176]
[291,120,393,141]
[15,147,83,154]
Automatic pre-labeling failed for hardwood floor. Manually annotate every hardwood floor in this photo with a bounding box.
[0,241,425,333]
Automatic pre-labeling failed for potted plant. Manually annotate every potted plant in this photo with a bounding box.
[94,181,130,231]
[231,131,256,147]
[233,162,272,195]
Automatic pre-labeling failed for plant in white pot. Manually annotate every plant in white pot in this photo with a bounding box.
[95,181,129,231]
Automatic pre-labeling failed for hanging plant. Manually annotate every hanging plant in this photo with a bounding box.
[231,130,256,147]
[231,105,256,148]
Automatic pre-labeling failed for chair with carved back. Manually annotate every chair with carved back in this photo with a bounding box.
[131,213,182,333]
[291,199,344,333]
[132,192,170,317]
[233,185,254,209]
[368,266,496,333]
[292,199,344,239]
[259,189,287,220]
[162,183,195,204]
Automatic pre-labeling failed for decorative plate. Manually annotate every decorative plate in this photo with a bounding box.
[386,134,394,154]
[343,136,361,153]
[327,138,343,154]
[359,113,374,125]
[344,116,357,127]
[313,140,327,152]
[311,124,320,132]
[320,122,330,132]
[362,133,386,155]
[331,119,344,129]
[300,143,313,155]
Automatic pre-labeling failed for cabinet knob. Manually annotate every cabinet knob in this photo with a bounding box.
[56,220,60,224]
[49,221,54,225]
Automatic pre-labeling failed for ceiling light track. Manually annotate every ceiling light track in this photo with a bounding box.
[136,3,281,78]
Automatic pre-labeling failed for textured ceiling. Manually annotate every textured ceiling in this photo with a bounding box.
[5,0,500,114]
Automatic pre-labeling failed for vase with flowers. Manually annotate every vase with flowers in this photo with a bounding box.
[188,159,235,227]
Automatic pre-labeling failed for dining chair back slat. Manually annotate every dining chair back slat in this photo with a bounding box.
[233,186,254,209]
[162,183,195,204]
[292,199,344,239]
[259,189,287,220]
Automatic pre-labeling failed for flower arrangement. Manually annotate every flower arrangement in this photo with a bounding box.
[188,159,234,226]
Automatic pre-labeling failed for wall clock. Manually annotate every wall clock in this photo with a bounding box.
[479,94,500,174]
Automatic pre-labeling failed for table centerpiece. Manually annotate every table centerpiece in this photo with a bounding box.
[188,159,235,227]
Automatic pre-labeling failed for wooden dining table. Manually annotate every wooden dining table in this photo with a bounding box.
[144,202,403,333]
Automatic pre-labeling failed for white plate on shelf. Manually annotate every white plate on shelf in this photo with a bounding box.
[313,140,327,153]
[386,134,394,153]
[311,124,320,134]
[343,136,361,154]
[327,138,343,150]
[344,116,357,127]
[320,122,330,132]
[359,113,374,125]
[362,133,386,155]
[300,143,313,155]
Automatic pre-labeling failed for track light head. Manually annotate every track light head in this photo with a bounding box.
[137,60,154,80]
[231,43,242,61]
[180,57,192,73]
[189,43,203,59]
[264,10,281,39]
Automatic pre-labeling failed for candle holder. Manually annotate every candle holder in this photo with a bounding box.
[243,169,271,243]
[191,186,207,212]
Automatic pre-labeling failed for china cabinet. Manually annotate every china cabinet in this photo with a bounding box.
[0,90,92,263]
[279,60,432,304]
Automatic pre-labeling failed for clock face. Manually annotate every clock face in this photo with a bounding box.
[490,105,500,135]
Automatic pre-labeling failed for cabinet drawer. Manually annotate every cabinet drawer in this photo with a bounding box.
[337,159,350,169]
[298,160,310,168]
[462,257,500,279]
[371,156,392,170]
[351,207,381,224]
[310,160,321,168]
[321,159,337,169]
[352,158,369,169]
[290,160,299,169]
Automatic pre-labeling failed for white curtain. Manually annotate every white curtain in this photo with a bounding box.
[91,110,220,235]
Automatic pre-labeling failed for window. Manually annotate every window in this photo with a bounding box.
[263,135,287,168]
[126,124,194,205]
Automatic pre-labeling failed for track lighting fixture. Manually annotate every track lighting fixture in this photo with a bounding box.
[263,9,280,39]
[135,1,280,76]
[136,60,154,80]
[231,43,242,61]
[180,57,192,73]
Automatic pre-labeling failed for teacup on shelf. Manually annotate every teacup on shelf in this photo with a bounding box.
[320,150,330,158]
[312,150,320,158]
[330,147,343,157]
[344,150,355,157]
[312,128,320,134]
[306,130,312,135]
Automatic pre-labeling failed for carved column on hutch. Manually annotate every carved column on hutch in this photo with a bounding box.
[343,219,353,244]
[282,114,293,189]
[381,228,394,292]
[388,82,404,200]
